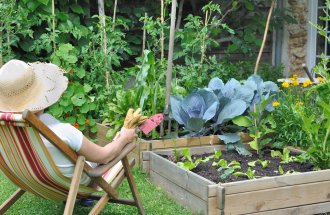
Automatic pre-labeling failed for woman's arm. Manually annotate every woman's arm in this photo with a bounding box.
[78,127,137,164]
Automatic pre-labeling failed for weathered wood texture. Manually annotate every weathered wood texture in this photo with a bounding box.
[143,147,330,215]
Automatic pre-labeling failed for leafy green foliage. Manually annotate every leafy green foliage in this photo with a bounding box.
[248,159,270,168]
[270,148,307,164]
[233,96,276,157]
[177,148,212,171]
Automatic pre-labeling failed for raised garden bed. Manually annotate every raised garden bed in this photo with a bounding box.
[142,145,330,215]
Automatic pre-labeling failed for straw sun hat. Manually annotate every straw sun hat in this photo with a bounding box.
[0,59,68,112]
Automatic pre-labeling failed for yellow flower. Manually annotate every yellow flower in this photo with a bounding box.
[295,101,303,106]
[272,101,280,107]
[281,82,289,88]
[317,77,325,83]
[293,74,298,79]
[291,80,299,86]
[289,77,296,81]
[302,80,312,88]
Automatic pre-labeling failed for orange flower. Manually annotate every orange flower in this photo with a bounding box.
[85,119,89,125]
[74,123,79,128]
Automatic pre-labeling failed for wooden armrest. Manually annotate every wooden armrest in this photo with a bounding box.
[86,142,136,177]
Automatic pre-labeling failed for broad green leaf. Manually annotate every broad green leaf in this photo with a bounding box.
[214,150,222,159]
[249,140,258,150]
[71,93,86,106]
[248,161,256,167]
[83,84,92,93]
[220,168,235,180]
[70,4,84,14]
[186,118,205,132]
[37,0,49,5]
[80,103,90,113]
[66,116,76,124]
[232,116,252,127]
[77,115,86,125]
[76,68,86,79]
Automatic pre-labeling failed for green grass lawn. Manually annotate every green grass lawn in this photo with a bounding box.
[0,168,192,215]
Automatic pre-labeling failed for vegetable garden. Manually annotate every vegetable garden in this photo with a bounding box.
[1,0,330,214]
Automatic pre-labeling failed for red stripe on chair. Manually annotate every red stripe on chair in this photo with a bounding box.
[14,126,70,195]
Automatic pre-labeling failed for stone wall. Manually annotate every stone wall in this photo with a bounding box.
[282,0,308,77]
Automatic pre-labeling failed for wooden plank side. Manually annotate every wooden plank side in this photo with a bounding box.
[142,151,150,161]
[245,201,330,215]
[150,170,207,215]
[141,161,149,173]
[186,169,215,201]
[208,185,218,197]
[217,186,225,210]
[224,180,330,214]
[150,153,188,188]
[208,197,218,215]
[222,169,330,195]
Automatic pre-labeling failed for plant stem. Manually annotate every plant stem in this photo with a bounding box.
[323,126,330,151]
[254,0,276,74]
[200,10,208,67]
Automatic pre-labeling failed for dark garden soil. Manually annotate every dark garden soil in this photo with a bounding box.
[165,149,315,184]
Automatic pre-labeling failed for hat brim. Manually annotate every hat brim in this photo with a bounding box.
[0,62,68,113]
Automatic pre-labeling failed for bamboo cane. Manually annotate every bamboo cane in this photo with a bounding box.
[112,0,118,30]
[52,0,56,51]
[163,0,177,135]
[176,0,184,30]
[0,29,3,67]
[254,0,276,74]
[142,13,147,55]
[160,0,165,60]
[98,0,109,90]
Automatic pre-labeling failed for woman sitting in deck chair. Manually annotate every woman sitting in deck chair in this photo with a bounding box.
[0,59,138,186]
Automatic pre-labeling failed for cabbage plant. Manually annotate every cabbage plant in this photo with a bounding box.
[170,88,219,133]
[170,75,278,155]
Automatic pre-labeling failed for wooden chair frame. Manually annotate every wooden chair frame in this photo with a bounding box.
[0,110,145,215]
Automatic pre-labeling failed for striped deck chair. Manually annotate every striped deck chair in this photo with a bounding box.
[0,110,145,215]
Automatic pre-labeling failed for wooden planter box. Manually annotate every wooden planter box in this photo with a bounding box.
[142,145,330,215]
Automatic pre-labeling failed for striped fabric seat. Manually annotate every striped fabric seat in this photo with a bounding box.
[0,113,96,201]
[0,111,144,215]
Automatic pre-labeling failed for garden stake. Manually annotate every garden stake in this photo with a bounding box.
[112,0,118,30]
[254,0,276,74]
[163,0,177,136]
[98,0,109,90]
[52,0,56,51]
[161,0,165,60]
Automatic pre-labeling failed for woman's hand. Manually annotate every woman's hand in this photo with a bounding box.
[119,127,137,143]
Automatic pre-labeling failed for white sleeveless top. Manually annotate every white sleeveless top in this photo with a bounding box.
[39,113,91,185]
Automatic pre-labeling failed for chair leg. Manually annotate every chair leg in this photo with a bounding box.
[122,156,145,215]
[64,156,86,215]
[0,188,25,214]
